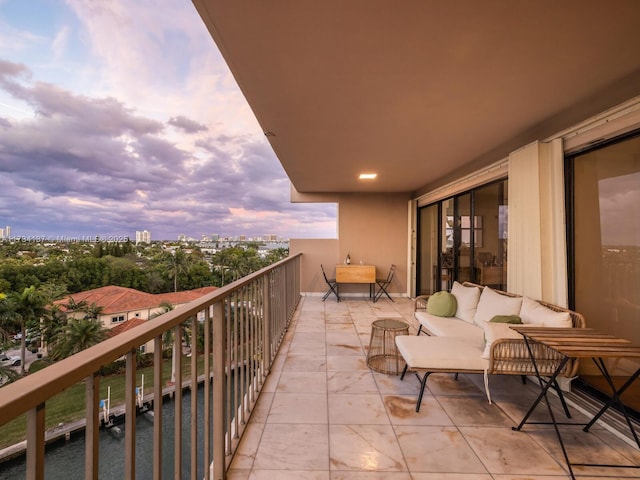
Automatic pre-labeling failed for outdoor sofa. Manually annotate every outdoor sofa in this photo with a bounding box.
[395,281,586,411]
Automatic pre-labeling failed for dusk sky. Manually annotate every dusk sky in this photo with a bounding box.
[0,0,337,241]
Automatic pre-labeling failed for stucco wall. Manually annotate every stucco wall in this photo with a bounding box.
[289,238,338,294]
[291,192,410,297]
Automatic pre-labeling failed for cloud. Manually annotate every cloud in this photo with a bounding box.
[0,53,336,240]
[599,171,640,246]
[51,26,70,61]
[0,0,337,240]
[0,59,31,80]
[168,115,208,134]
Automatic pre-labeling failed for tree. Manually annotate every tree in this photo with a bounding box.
[0,258,41,293]
[264,248,289,265]
[162,250,193,292]
[150,301,186,384]
[82,302,104,321]
[35,281,68,354]
[0,292,11,345]
[0,362,19,386]
[40,303,68,354]
[49,318,107,360]
[212,247,251,283]
[0,286,47,375]
[212,264,230,287]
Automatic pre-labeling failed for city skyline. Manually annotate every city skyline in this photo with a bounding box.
[1,224,289,243]
[0,1,337,241]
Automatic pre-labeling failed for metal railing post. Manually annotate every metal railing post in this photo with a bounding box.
[203,306,212,480]
[190,315,198,480]
[173,324,183,478]
[85,373,100,480]
[153,336,163,480]
[125,350,136,480]
[26,403,45,480]
[212,301,225,480]
[263,274,271,371]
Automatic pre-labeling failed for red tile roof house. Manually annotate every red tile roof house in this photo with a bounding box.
[54,285,218,353]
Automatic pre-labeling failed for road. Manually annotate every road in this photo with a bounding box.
[4,344,42,372]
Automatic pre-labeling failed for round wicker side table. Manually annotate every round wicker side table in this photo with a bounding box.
[366,318,409,375]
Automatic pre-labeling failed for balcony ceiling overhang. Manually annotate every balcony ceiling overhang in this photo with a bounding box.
[193,0,640,195]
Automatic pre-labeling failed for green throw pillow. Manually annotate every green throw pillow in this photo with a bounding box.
[489,314,522,324]
[426,291,457,317]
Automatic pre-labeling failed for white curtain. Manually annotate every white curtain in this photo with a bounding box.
[507,139,567,306]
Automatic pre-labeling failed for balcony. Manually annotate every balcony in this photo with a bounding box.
[1,255,639,479]
[227,295,640,479]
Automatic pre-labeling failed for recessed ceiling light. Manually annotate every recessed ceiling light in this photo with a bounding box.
[359,173,377,180]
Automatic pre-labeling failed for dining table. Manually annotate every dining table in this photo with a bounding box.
[334,264,376,301]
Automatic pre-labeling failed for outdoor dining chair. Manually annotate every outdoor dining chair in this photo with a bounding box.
[321,264,338,301]
[374,264,396,302]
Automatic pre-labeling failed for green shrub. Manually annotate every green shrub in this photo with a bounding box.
[28,358,53,373]
[136,352,153,369]
[99,359,126,376]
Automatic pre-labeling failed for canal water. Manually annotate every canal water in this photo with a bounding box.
[0,385,210,479]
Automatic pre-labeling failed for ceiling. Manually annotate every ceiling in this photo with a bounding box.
[193,0,640,195]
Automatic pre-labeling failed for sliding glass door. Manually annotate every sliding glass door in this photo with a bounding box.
[417,179,508,295]
[569,131,640,412]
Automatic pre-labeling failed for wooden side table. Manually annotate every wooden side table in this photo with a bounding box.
[367,318,409,375]
[510,326,640,479]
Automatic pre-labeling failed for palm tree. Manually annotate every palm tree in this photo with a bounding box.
[0,363,19,386]
[214,247,250,282]
[37,281,68,355]
[151,302,187,384]
[0,286,47,375]
[212,264,230,286]
[49,318,107,360]
[0,292,8,341]
[63,297,88,315]
[40,303,68,354]
[82,302,104,321]
[63,298,103,322]
[162,249,193,292]
[0,293,18,382]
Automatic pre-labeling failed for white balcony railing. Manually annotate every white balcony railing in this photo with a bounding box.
[0,254,301,479]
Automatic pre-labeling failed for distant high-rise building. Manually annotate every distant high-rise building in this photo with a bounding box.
[135,230,151,244]
[239,235,246,241]
[178,233,187,242]
[211,234,219,242]
[0,226,10,239]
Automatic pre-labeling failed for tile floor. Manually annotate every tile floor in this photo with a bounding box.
[227,295,640,479]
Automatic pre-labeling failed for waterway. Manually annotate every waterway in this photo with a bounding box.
[0,385,210,479]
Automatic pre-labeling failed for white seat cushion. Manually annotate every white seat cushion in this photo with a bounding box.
[415,312,485,348]
[395,336,488,371]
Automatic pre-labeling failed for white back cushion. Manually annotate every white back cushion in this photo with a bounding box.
[451,281,481,323]
[520,296,572,328]
[473,286,523,327]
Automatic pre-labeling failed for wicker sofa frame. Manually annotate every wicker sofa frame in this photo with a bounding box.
[413,282,587,379]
